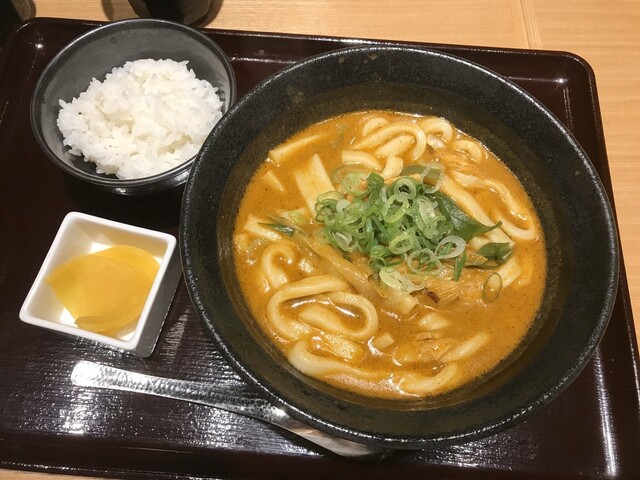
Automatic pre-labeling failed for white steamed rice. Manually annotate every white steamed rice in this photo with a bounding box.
[57,58,223,180]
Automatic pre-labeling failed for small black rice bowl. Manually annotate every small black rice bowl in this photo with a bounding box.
[31,18,236,195]
[180,46,618,448]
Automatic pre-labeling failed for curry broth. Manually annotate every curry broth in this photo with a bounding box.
[233,111,546,399]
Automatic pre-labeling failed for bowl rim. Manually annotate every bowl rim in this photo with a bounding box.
[181,44,620,448]
[30,18,237,190]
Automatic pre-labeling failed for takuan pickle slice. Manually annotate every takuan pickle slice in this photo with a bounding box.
[46,245,159,336]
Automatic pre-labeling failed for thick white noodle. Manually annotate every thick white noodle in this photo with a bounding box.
[318,333,365,362]
[255,270,271,295]
[260,241,297,289]
[453,139,486,163]
[262,170,284,192]
[418,117,454,141]
[288,340,375,377]
[371,332,395,350]
[392,338,454,364]
[294,153,335,214]
[297,256,318,275]
[440,332,490,362]
[397,363,459,395]
[467,236,486,251]
[452,171,529,221]
[418,312,451,331]
[361,116,390,136]
[243,214,284,241]
[300,291,379,340]
[495,257,522,288]
[341,150,382,170]
[380,155,404,180]
[494,213,537,241]
[352,122,427,160]
[384,283,419,313]
[266,274,349,340]
[426,135,446,150]
[375,134,415,157]
[268,132,327,165]
[418,117,454,149]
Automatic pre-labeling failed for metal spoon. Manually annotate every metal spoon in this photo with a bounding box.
[71,360,391,460]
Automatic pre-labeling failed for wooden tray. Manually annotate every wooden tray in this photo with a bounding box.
[1,18,638,479]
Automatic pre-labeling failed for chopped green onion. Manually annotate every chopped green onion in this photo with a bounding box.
[388,230,417,254]
[330,167,369,186]
[260,222,295,236]
[314,172,502,288]
[391,177,418,199]
[287,210,311,226]
[317,190,343,202]
[267,215,309,237]
[329,231,357,251]
[453,249,467,281]
[400,164,427,176]
[367,172,385,190]
[421,165,444,193]
[342,172,368,195]
[483,272,503,302]
[382,194,409,223]
[379,267,426,292]
[406,248,441,274]
[415,197,444,239]
[478,242,514,266]
[368,244,390,271]
[435,235,466,259]
[433,191,499,241]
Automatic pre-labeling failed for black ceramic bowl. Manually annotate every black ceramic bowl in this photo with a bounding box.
[31,18,236,195]
[181,46,619,448]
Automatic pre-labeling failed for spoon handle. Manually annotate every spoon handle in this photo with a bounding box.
[71,360,386,459]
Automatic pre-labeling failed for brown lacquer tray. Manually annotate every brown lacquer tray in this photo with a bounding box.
[0,18,639,480]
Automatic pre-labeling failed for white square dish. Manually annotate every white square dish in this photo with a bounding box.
[19,211,181,357]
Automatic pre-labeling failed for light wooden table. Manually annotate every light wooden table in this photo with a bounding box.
[4,1,640,478]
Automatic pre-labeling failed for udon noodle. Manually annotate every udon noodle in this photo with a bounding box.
[233,111,546,399]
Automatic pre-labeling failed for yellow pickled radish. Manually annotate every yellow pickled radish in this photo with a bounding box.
[45,246,159,336]
[93,245,159,282]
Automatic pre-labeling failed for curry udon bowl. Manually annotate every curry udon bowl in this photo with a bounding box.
[181,46,618,448]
